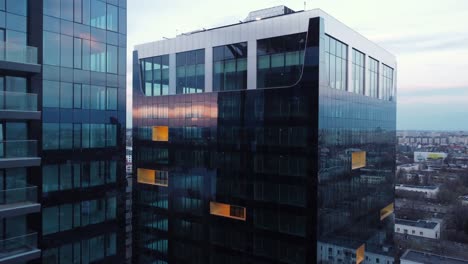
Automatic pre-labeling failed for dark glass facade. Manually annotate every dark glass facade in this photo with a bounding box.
[133,16,395,264]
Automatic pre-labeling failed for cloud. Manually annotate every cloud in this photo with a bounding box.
[375,33,468,54]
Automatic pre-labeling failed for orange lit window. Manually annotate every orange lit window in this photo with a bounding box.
[152,126,169,141]
[210,201,246,221]
[356,244,365,264]
[137,168,168,187]
[380,203,394,221]
[352,151,366,170]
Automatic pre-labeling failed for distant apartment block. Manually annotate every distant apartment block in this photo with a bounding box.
[395,219,440,239]
[396,184,439,199]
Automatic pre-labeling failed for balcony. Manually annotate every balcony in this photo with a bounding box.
[0,91,40,120]
[0,233,41,264]
[0,141,41,169]
[0,186,40,218]
[0,41,40,73]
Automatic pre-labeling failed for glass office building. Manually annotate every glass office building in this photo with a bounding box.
[133,6,396,264]
[0,0,127,263]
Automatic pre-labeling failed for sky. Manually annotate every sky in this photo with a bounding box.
[126,0,468,131]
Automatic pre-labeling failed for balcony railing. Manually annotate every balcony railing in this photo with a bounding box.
[0,91,37,112]
[0,186,37,206]
[0,233,38,260]
[0,140,37,159]
[0,41,38,65]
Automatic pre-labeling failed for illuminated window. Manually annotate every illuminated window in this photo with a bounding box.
[351,151,366,170]
[380,203,394,221]
[137,168,168,187]
[210,201,246,221]
[356,244,365,264]
[152,126,169,141]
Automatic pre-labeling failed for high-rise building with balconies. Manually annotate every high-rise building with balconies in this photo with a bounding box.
[0,1,127,263]
[133,6,396,264]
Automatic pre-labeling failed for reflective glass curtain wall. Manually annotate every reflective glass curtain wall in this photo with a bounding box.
[38,0,127,263]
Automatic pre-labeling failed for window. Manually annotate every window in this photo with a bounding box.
[43,206,59,235]
[43,165,59,192]
[176,49,205,94]
[106,4,118,31]
[324,35,348,90]
[90,0,106,29]
[60,82,73,108]
[106,87,117,110]
[213,42,247,91]
[43,123,60,150]
[257,33,306,88]
[140,55,169,96]
[90,41,106,72]
[210,201,246,221]
[6,0,27,16]
[382,64,394,101]
[351,151,366,170]
[137,168,168,187]
[367,57,379,98]
[43,31,60,66]
[107,45,118,74]
[73,84,82,108]
[60,204,73,231]
[61,35,73,67]
[74,38,82,69]
[352,49,365,95]
[44,0,60,18]
[60,123,73,149]
[90,85,106,110]
[420,232,423,235]
[152,126,169,141]
[380,203,394,220]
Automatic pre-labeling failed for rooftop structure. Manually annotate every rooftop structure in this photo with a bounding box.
[401,249,468,264]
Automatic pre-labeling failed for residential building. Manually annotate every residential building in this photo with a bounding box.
[0,1,42,263]
[0,0,127,263]
[133,6,396,263]
[400,249,468,264]
[395,184,439,199]
[395,219,440,239]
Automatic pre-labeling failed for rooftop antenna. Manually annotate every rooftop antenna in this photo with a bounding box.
[304,1,306,10]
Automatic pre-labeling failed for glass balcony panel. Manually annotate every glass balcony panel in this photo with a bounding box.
[0,91,38,111]
[0,41,38,65]
[0,186,37,206]
[0,140,38,159]
[0,233,38,260]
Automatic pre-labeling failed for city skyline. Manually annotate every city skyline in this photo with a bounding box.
[126,0,468,131]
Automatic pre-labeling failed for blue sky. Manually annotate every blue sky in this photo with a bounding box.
[126,0,468,130]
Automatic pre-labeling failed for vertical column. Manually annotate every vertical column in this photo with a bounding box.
[169,53,176,95]
[247,39,257,90]
[346,45,352,92]
[205,46,213,92]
